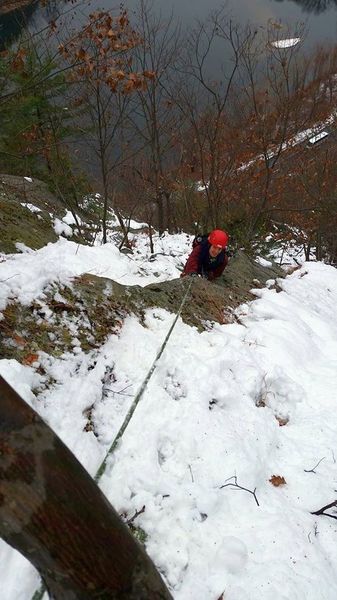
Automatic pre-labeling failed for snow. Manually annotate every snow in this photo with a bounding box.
[0,234,191,312]
[15,242,34,254]
[20,202,41,213]
[127,217,149,229]
[271,38,301,49]
[255,256,272,267]
[196,180,209,192]
[1,229,337,600]
[62,210,80,225]
[53,218,73,237]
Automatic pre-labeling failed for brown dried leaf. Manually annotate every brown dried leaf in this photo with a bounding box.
[76,47,88,61]
[143,70,156,80]
[269,475,286,487]
[13,334,26,347]
[22,353,39,366]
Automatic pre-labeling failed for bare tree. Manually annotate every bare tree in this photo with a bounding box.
[127,0,183,234]
[234,22,337,243]
[232,22,310,240]
[58,9,156,243]
[175,7,250,231]
[284,143,337,262]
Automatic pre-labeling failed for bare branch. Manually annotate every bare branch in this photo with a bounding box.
[311,500,337,520]
[304,457,326,473]
[125,505,146,526]
[220,475,260,506]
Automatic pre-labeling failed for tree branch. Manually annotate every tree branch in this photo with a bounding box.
[220,475,260,506]
[311,500,337,520]
[304,457,325,473]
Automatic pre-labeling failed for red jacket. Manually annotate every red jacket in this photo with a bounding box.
[181,242,228,280]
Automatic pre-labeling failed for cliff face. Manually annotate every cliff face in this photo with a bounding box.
[0,0,35,15]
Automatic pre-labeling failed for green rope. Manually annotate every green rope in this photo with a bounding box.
[30,277,193,600]
[95,277,193,481]
[31,586,45,600]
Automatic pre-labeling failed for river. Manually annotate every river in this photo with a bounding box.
[1,0,337,53]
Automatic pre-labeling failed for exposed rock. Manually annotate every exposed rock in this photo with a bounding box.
[0,174,65,210]
[0,252,285,364]
[0,170,285,352]
[69,251,285,335]
[0,174,283,324]
[137,250,285,329]
[69,251,284,333]
[0,175,81,253]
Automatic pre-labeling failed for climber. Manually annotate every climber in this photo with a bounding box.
[181,229,229,281]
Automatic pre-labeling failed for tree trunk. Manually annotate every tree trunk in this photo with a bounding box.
[164,191,172,233]
[155,190,165,235]
[316,230,322,261]
[0,376,173,600]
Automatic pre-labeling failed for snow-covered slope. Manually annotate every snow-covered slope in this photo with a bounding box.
[1,233,337,600]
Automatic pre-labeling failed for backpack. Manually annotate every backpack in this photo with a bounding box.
[192,233,209,248]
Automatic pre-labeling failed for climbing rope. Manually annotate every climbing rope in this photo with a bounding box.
[31,587,45,600]
[30,276,194,600]
[94,276,194,481]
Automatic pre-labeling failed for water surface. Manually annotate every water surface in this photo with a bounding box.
[1,0,337,51]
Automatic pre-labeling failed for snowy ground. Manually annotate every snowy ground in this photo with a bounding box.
[1,229,337,600]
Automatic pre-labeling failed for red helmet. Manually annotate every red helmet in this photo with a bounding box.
[208,229,228,248]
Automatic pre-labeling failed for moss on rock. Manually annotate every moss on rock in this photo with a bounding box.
[136,250,285,329]
[0,244,285,367]
[0,175,84,253]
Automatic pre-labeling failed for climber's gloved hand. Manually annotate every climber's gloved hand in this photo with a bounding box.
[189,272,200,278]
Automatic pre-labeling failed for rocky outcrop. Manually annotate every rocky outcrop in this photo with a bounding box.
[0,174,81,253]
[0,172,286,359]
[139,251,285,328]
[0,251,285,366]
[62,252,285,336]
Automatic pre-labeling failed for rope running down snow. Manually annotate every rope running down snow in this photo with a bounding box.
[31,276,194,600]
[94,276,194,482]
